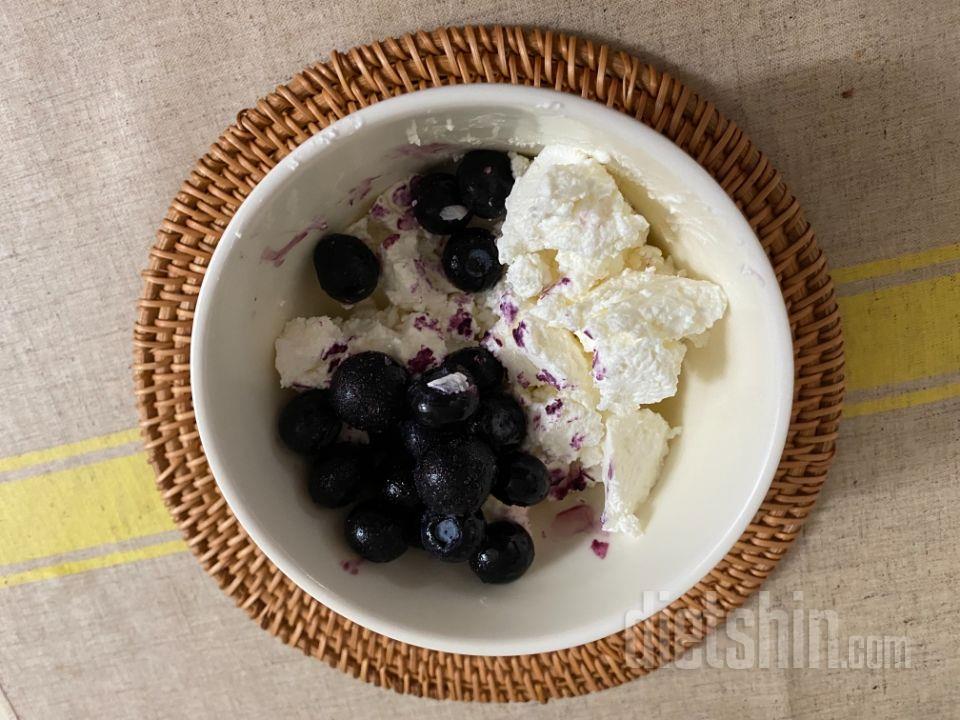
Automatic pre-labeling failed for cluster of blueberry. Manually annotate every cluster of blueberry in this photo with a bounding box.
[312,150,516,303]
[278,346,549,583]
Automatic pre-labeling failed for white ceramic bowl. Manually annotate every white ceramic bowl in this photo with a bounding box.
[192,85,793,656]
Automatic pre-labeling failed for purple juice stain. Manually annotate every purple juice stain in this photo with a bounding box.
[549,462,591,500]
[347,175,379,206]
[390,142,454,159]
[382,233,400,250]
[321,342,348,361]
[570,433,585,450]
[391,181,416,207]
[407,347,436,374]
[606,462,614,480]
[413,314,441,333]
[545,399,564,415]
[261,216,326,267]
[592,352,606,381]
[536,370,562,390]
[516,372,531,389]
[397,210,418,231]
[370,203,388,219]
[590,539,609,559]
[448,308,473,337]
[511,321,528,347]
[339,558,364,575]
[549,503,596,536]
[499,297,519,324]
[583,328,594,339]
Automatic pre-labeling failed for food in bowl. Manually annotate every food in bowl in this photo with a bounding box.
[273,144,726,581]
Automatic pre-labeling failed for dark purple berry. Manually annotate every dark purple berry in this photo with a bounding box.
[407,367,479,428]
[494,452,550,506]
[412,173,471,234]
[443,346,505,394]
[278,389,341,455]
[398,418,457,459]
[330,352,409,433]
[442,227,503,292]
[344,501,407,562]
[313,234,379,304]
[414,437,496,515]
[420,510,485,562]
[469,395,526,448]
[378,463,420,508]
[307,444,366,508]
[469,521,534,583]
[456,150,514,219]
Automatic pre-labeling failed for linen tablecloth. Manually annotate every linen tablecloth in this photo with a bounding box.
[1,0,958,717]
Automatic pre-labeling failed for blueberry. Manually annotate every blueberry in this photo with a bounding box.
[330,352,409,433]
[443,347,505,394]
[398,418,457,459]
[307,444,366,507]
[469,521,534,584]
[344,501,408,562]
[313,234,380,304]
[493,452,550,506]
[407,367,480,428]
[412,173,471,234]
[401,505,426,548]
[278,389,341,455]
[420,510,486,562]
[442,228,503,292]
[456,150,515,219]
[469,395,527,448]
[378,463,421,508]
[414,437,497,515]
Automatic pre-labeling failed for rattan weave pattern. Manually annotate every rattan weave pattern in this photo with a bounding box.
[133,25,844,701]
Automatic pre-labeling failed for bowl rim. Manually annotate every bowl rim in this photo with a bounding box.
[192,83,795,656]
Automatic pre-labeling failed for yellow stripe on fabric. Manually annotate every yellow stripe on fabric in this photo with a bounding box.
[0,428,140,475]
[845,381,960,418]
[0,453,175,566]
[839,273,960,391]
[0,539,186,589]
[832,242,960,285]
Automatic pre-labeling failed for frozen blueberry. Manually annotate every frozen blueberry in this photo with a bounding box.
[493,452,550,506]
[330,352,409,433]
[278,389,341,455]
[398,418,457,459]
[344,501,408,562]
[412,173,471,234]
[469,521,534,584]
[442,228,503,292]
[378,463,421,509]
[401,504,426,548]
[407,367,480,428]
[469,395,527,448]
[307,444,366,508]
[313,233,380,304]
[443,347,505,394]
[420,510,486,562]
[414,437,497,515]
[456,150,514,219]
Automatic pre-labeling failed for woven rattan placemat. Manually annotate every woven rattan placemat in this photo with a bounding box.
[132,25,844,701]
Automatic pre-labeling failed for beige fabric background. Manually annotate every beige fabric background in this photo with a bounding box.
[1,0,959,717]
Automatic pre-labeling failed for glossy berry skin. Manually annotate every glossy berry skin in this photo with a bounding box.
[344,501,408,563]
[442,227,503,292]
[493,452,550,506]
[412,173,472,234]
[278,389,341,455]
[414,437,497,515]
[307,444,366,508]
[469,395,527,448]
[330,352,409,433]
[378,463,421,509]
[313,234,380,304]
[442,347,505,394]
[420,510,485,562]
[407,367,480,428]
[456,150,514,219]
[469,521,534,584]
[398,419,457,459]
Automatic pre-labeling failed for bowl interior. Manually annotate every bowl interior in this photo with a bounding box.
[192,85,793,655]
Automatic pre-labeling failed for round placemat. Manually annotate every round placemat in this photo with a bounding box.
[133,25,844,701]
